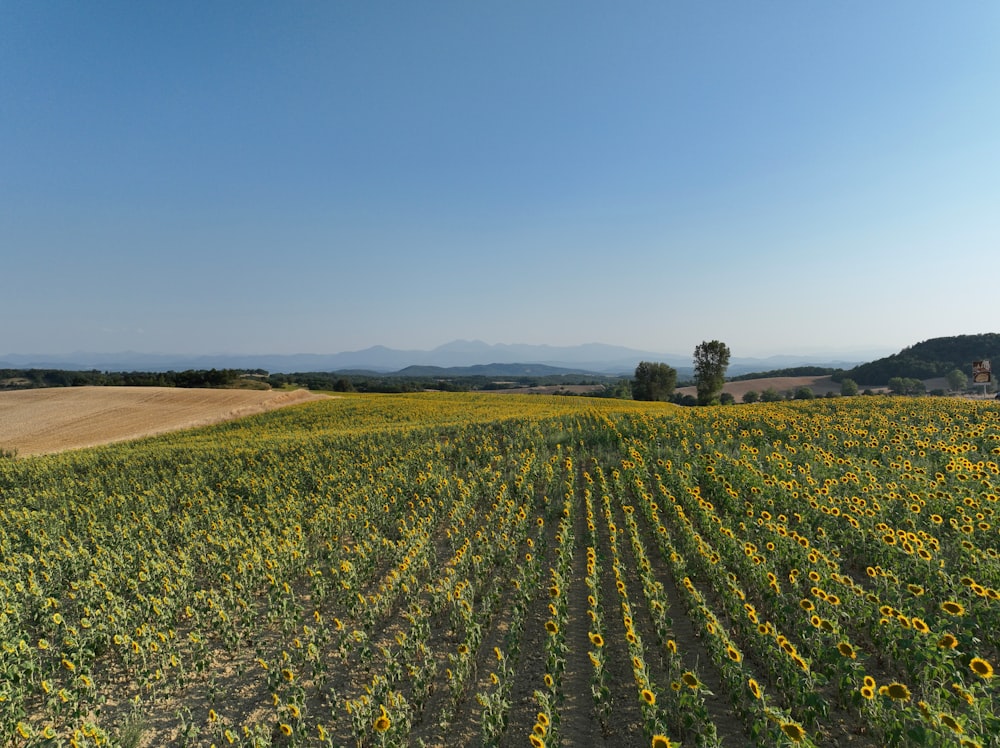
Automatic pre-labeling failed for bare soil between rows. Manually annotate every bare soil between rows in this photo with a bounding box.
[0,386,326,456]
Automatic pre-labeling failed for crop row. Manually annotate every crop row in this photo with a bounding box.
[0,393,996,747]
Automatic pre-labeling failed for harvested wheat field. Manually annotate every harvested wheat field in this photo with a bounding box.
[675,374,851,401]
[0,386,325,456]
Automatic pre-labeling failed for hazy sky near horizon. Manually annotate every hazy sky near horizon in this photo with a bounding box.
[3,2,999,359]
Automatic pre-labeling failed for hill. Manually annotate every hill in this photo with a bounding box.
[843,333,1000,385]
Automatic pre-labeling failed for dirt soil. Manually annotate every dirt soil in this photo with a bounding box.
[0,386,325,456]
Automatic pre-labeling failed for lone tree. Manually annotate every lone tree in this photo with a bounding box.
[693,340,731,405]
[945,368,968,393]
[632,361,677,401]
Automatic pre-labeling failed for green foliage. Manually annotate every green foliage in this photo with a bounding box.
[945,368,968,392]
[888,376,926,395]
[632,361,677,401]
[845,333,1000,385]
[0,368,254,389]
[759,388,782,402]
[839,378,859,397]
[741,390,759,404]
[793,386,815,400]
[693,340,731,405]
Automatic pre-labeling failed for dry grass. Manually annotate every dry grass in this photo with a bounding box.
[0,386,325,456]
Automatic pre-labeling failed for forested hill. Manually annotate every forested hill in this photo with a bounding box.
[844,333,1000,385]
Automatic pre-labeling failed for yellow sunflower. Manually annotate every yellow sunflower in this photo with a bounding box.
[969,657,994,679]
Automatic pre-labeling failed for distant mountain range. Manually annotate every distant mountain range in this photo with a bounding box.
[1,340,883,376]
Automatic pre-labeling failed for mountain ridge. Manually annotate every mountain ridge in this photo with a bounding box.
[1,340,883,375]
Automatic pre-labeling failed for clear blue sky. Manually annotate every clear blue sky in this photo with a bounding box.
[3,2,998,359]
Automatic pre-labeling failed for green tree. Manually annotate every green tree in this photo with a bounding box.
[888,377,926,395]
[693,340,731,405]
[742,390,759,404]
[840,378,859,397]
[794,386,815,400]
[632,361,677,401]
[945,368,968,392]
[760,387,782,402]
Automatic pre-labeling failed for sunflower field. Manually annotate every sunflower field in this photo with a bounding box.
[0,392,997,747]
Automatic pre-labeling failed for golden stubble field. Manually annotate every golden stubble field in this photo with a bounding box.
[0,386,325,456]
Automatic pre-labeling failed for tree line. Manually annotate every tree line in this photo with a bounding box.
[0,368,261,389]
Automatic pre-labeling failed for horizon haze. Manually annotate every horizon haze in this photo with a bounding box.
[0,338,897,376]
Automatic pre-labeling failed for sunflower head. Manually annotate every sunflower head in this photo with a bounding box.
[780,721,806,743]
[969,657,994,679]
[885,682,911,701]
[938,633,959,649]
[941,601,965,616]
[837,642,856,659]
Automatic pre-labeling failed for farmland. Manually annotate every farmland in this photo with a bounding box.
[0,393,998,747]
[0,387,325,457]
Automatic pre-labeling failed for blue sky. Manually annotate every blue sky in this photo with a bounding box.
[3,2,999,359]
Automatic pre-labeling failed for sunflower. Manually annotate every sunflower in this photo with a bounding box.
[533,722,547,737]
[726,645,742,662]
[529,735,546,748]
[589,632,604,648]
[951,682,975,705]
[837,642,856,659]
[681,671,699,689]
[941,601,965,616]
[640,688,656,705]
[536,712,550,727]
[860,685,875,700]
[969,657,994,679]
[279,724,293,736]
[651,736,676,748]
[885,682,911,701]
[544,621,559,635]
[748,678,762,699]
[939,712,964,735]
[373,713,391,733]
[938,633,959,649]
[780,721,806,743]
